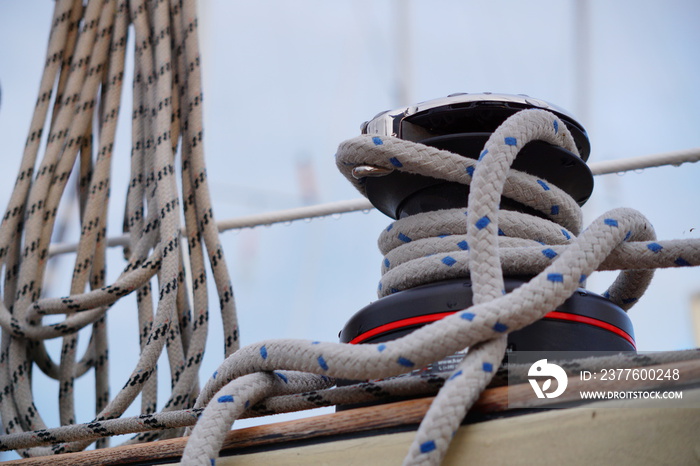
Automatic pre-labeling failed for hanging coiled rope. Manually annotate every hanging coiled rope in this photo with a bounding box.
[0,0,237,457]
[177,110,700,465]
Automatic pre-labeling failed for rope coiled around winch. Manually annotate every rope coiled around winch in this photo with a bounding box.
[180,109,700,465]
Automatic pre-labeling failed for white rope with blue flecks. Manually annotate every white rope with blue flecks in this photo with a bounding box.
[180,109,700,465]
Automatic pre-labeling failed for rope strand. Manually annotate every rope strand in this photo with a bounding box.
[0,0,237,457]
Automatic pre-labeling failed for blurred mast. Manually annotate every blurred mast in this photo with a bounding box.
[574,0,591,126]
[394,0,412,107]
[693,293,700,346]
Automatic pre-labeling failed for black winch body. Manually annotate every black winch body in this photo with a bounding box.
[339,277,636,353]
[340,93,635,383]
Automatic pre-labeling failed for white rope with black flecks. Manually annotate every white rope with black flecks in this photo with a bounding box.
[179,109,700,465]
[0,0,237,457]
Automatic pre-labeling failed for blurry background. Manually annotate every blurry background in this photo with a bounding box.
[0,0,699,457]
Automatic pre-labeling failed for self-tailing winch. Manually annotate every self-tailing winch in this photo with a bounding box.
[339,93,636,359]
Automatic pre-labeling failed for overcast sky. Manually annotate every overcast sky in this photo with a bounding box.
[0,0,699,455]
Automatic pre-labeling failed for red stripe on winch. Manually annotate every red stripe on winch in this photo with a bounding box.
[543,311,636,349]
[348,310,636,349]
[348,312,456,344]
